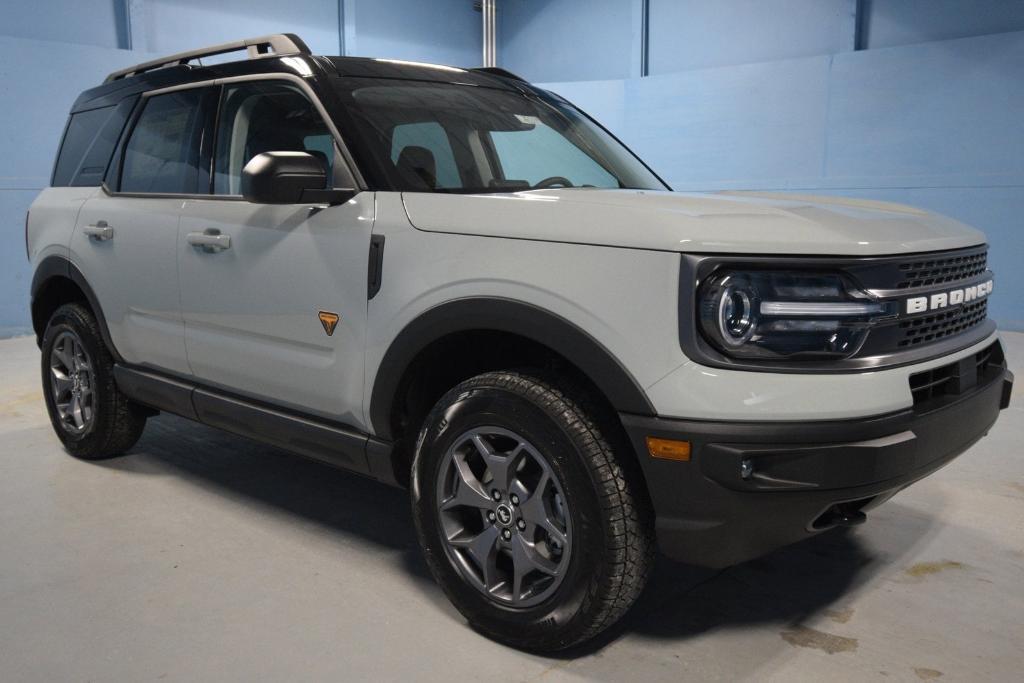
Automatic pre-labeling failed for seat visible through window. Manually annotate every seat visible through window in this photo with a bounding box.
[395,145,437,189]
[213,82,334,195]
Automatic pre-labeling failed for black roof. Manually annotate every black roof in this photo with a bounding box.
[71,53,528,113]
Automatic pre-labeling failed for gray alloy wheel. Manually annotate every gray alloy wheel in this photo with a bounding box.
[435,426,572,608]
[49,330,97,434]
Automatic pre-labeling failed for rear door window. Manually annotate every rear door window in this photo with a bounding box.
[120,89,211,194]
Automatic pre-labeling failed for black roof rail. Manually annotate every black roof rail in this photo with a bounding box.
[104,33,311,83]
[470,67,530,83]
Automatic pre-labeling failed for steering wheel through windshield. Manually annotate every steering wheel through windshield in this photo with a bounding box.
[532,176,574,189]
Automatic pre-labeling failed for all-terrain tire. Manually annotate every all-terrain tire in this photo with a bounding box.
[411,370,654,651]
[40,302,147,459]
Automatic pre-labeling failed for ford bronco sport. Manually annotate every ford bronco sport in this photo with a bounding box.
[27,35,1013,651]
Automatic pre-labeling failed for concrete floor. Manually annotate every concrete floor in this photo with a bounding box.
[1,333,1022,682]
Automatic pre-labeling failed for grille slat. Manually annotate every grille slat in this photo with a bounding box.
[896,300,989,348]
[896,251,987,289]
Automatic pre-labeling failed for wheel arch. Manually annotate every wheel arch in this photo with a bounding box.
[368,297,656,443]
[31,255,122,362]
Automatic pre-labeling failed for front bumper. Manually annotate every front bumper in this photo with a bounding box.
[622,345,1013,568]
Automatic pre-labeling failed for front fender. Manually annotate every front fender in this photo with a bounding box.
[368,297,657,440]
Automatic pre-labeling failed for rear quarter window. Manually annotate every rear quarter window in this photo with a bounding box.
[52,99,135,187]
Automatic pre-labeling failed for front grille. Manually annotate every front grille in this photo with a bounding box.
[896,251,988,289]
[909,340,1004,408]
[897,300,989,348]
[848,245,993,359]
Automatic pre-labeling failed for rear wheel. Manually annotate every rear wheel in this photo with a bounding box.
[40,303,147,459]
[411,370,654,651]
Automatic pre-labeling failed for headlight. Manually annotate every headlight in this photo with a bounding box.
[698,270,896,360]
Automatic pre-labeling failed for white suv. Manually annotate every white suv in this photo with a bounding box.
[27,35,1013,650]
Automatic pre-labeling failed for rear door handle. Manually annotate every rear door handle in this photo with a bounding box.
[83,221,114,241]
[187,230,231,253]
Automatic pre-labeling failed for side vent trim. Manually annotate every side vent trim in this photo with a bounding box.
[368,234,385,300]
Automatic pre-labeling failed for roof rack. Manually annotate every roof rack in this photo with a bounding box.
[104,33,311,83]
[470,67,529,83]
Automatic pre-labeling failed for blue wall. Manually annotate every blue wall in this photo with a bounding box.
[861,0,1024,49]
[500,0,642,81]
[499,0,1024,80]
[649,0,856,73]
[134,0,342,55]
[342,0,481,66]
[0,0,480,335]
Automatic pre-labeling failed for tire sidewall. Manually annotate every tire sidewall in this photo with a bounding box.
[412,382,610,648]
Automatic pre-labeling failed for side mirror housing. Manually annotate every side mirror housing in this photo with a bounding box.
[241,151,355,205]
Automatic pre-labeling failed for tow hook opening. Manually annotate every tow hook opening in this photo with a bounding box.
[811,498,874,531]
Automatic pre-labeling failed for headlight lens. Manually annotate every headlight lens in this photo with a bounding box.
[698,270,895,360]
[716,282,755,346]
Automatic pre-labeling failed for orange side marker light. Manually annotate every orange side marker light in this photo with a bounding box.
[646,437,691,461]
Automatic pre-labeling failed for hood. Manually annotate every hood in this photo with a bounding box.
[401,189,985,256]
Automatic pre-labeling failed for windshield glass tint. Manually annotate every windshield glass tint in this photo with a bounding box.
[335,79,666,193]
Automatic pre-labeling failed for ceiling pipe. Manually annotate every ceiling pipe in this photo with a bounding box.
[482,0,497,67]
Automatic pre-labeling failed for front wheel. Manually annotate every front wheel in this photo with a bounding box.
[40,303,147,459]
[411,371,654,651]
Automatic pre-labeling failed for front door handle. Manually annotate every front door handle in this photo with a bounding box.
[83,221,114,241]
[187,230,231,253]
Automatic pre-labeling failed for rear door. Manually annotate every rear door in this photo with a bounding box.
[177,78,372,428]
[70,87,216,375]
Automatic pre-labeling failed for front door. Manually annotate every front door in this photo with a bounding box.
[177,80,373,429]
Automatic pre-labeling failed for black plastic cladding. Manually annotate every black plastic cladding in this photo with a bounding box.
[679,246,996,374]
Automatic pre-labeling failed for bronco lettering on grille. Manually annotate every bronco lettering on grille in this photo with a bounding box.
[905,280,993,314]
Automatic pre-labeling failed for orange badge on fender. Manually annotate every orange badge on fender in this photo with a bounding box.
[318,311,340,336]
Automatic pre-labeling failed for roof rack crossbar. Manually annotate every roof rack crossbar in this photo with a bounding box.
[104,33,311,83]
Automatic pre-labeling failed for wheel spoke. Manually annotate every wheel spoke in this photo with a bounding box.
[52,344,73,371]
[71,395,85,429]
[510,535,559,601]
[517,469,551,523]
[472,435,521,492]
[441,454,493,511]
[451,525,501,590]
[536,517,567,547]
[518,471,568,546]
[50,368,72,395]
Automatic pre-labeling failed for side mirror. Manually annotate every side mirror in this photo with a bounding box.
[240,151,354,205]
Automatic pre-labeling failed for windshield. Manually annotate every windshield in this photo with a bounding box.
[332,78,668,193]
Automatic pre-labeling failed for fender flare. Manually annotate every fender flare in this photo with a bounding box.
[368,297,656,439]
[30,255,123,362]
